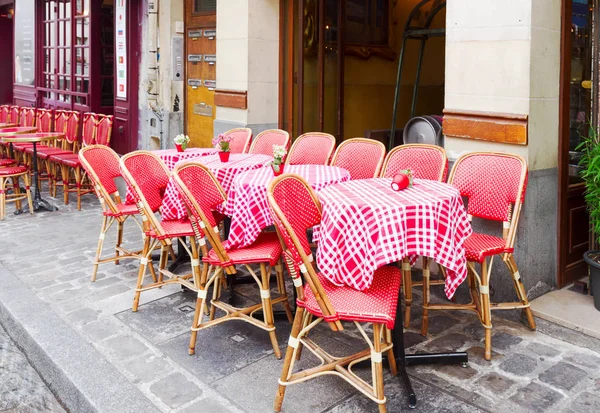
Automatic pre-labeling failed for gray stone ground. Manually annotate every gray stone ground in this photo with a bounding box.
[1,193,600,412]
[0,324,65,412]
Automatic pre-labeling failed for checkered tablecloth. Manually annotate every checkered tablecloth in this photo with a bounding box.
[316,178,472,298]
[161,154,272,220]
[153,148,217,169]
[223,165,351,250]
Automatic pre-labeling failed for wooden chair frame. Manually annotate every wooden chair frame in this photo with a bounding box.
[329,137,386,179]
[173,161,293,357]
[48,110,80,197]
[223,127,253,154]
[248,129,290,155]
[0,169,33,220]
[267,174,397,413]
[421,152,536,361]
[284,132,336,166]
[120,151,199,312]
[79,145,144,281]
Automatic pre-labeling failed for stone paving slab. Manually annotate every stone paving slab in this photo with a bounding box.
[1,195,600,412]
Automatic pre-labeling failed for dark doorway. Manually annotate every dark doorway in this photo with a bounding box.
[0,3,13,104]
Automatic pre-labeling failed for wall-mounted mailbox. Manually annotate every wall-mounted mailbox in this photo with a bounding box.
[204,54,216,65]
[188,30,202,39]
[194,103,213,117]
[204,29,216,39]
[188,54,202,63]
[204,79,216,89]
[188,79,202,89]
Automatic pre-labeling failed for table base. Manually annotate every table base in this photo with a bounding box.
[15,197,58,215]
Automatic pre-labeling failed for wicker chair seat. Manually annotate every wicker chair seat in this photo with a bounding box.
[36,148,72,160]
[147,219,195,240]
[297,265,401,330]
[104,202,140,217]
[464,233,512,263]
[49,153,80,167]
[204,231,282,267]
[0,159,17,167]
[11,143,34,152]
[0,166,28,176]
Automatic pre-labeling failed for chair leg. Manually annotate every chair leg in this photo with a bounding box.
[115,220,124,265]
[133,236,152,312]
[189,263,211,356]
[0,177,5,220]
[91,215,109,282]
[505,255,536,330]
[11,176,22,211]
[61,165,69,205]
[373,324,387,413]
[260,263,281,359]
[23,173,33,214]
[274,307,305,413]
[421,257,431,336]
[480,258,493,361]
[385,326,398,376]
[75,167,82,210]
[402,258,412,328]
[276,258,294,324]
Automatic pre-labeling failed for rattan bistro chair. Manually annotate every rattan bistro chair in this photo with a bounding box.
[79,145,143,282]
[248,129,290,156]
[223,128,253,154]
[267,174,402,413]
[0,166,33,220]
[330,138,386,179]
[422,152,536,360]
[120,151,201,312]
[173,162,293,357]
[44,111,80,197]
[380,144,448,328]
[285,132,336,166]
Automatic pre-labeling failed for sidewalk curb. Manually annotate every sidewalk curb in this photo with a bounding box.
[0,264,161,413]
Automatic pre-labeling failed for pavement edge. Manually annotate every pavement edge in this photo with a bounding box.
[0,264,161,413]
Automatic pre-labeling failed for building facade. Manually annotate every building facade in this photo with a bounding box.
[1,0,590,304]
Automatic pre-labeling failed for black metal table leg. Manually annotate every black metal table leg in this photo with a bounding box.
[15,141,58,215]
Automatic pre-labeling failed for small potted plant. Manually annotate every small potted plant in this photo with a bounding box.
[272,144,287,176]
[579,123,600,311]
[174,134,190,152]
[213,134,232,162]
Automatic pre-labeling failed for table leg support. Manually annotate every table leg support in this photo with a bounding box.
[16,142,58,214]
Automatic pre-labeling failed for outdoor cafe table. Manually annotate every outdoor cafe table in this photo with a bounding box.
[159,153,272,221]
[0,126,38,157]
[315,177,473,408]
[223,165,351,250]
[0,132,64,213]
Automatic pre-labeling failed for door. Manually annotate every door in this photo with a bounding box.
[0,7,13,104]
[185,0,216,148]
[112,0,139,154]
[558,0,596,287]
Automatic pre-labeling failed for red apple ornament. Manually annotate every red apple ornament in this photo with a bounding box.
[391,170,413,191]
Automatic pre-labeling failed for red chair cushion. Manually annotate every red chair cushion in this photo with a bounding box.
[0,166,28,176]
[49,153,80,167]
[37,149,72,160]
[12,143,34,151]
[24,145,51,154]
[0,158,17,167]
[104,202,139,217]
[464,233,512,263]
[204,231,283,267]
[148,219,195,240]
[297,265,401,330]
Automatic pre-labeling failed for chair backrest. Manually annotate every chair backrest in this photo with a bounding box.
[120,151,171,236]
[330,138,386,180]
[0,105,9,123]
[380,144,448,181]
[9,106,20,124]
[248,129,290,156]
[36,108,54,133]
[173,162,233,270]
[448,152,527,248]
[267,174,343,331]
[82,113,98,146]
[223,128,252,154]
[95,114,114,146]
[19,107,36,127]
[285,132,336,166]
[64,111,81,149]
[79,145,123,215]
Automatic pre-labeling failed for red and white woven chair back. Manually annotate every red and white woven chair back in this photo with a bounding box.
[0,105,9,123]
[64,111,81,144]
[330,138,385,180]
[449,152,527,223]
[9,106,20,124]
[248,129,290,156]
[95,115,114,146]
[173,163,228,251]
[381,144,448,181]
[286,132,336,166]
[224,128,252,154]
[36,109,54,133]
[19,107,36,127]
[82,113,98,146]
[79,145,122,213]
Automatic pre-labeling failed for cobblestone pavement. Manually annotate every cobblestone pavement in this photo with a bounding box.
[1,194,600,412]
[0,325,65,412]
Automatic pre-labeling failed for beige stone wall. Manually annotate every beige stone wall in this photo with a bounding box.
[444,0,561,171]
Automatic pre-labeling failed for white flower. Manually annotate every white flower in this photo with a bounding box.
[174,134,190,145]
[273,144,287,160]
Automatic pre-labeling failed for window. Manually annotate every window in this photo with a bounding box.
[194,0,216,14]
[14,0,35,85]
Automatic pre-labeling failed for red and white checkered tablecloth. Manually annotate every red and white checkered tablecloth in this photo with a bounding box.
[223,165,351,250]
[153,148,217,169]
[316,178,472,299]
[161,154,272,221]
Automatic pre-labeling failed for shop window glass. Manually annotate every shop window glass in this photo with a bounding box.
[194,0,216,14]
[14,0,35,85]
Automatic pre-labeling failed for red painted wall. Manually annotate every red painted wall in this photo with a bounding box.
[0,14,13,104]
